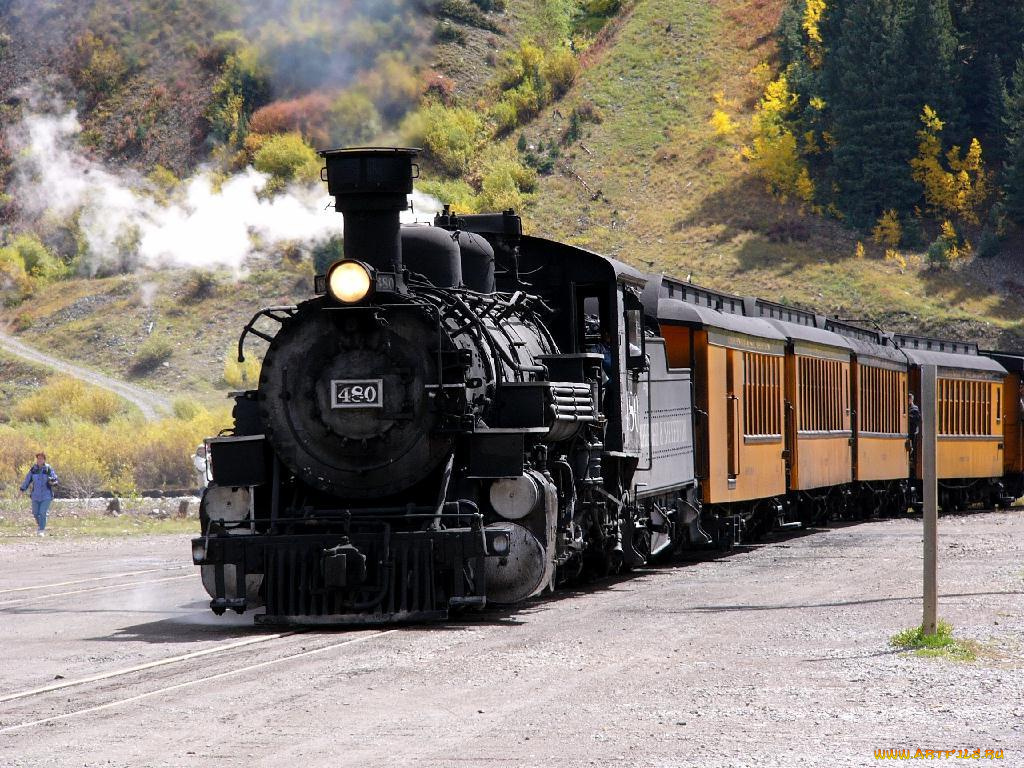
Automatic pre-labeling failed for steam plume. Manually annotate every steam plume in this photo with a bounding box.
[6,107,442,275]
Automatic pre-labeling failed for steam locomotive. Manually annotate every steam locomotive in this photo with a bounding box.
[191,147,1024,625]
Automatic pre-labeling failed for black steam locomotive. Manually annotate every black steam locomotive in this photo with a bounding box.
[192,147,696,624]
[192,147,1024,625]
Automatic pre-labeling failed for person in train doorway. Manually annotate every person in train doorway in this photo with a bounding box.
[907,393,922,470]
[597,328,615,380]
[19,452,59,537]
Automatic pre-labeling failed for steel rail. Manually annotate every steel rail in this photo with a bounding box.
[0,574,194,607]
[0,565,190,596]
[0,629,397,733]
[0,630,302,703]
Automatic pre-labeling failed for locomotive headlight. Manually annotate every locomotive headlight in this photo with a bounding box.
[327,260,374,303]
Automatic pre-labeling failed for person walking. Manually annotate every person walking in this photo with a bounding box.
[19,452,59,536]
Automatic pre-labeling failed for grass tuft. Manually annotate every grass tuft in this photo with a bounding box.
[890,620,977,662]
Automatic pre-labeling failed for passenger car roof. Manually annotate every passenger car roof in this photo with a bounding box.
[655,298,787,341]
[895,335,1006,374]
[981,350,1024,373]
[762,318,855,353]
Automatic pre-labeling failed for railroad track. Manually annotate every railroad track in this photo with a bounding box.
[0,565,192,596]
[0,628,397,733]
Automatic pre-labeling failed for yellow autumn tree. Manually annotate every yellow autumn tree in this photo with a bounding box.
[872,210,902,248]
[710,109,737,137]
[910,106,990,226]
[803,0,827,67]
[742,72,814,203]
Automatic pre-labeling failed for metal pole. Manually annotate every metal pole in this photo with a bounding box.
[921,364,938,635]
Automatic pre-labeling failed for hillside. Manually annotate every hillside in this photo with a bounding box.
[517,0,1024,349]
[1,0,1022,410]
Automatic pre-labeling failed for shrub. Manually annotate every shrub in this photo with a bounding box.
[489,100,519,135]
[224,351,262,389]
[133,408,227,489]
[872,209,903,248]
[70,31,127,106]
[207,47,271,145]
[434,21,467,45]
[204,30,248,68]
[133,335,174,373]
[400,103,484,175]
[312,236,345,274]
[172,398,203,420]
[0,245,30,303]
[710,109,737,138]
[437,0,501,32]
[584,0,620,15]
[327,90,382,147]
[146,165,180,204]
[0,405,230,495]
[13,376,124,425]
[497,39,545,91]
[55,432,110,498]
[542,47,578,98]
[253,132,321,190]
[5,233,67,284]
[477,149,537,211]
[249,92,333,147]
[977,227,1000,259]
[423,71,456,105]
[418,179,480,213]
[0,425,36,483]
[184,270,221,300]
[925,221,965,269]
[359,53,422,122]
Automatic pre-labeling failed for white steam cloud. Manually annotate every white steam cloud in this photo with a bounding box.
[7,108,442,274]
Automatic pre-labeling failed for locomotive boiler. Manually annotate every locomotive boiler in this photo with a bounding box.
[192,148,697,624]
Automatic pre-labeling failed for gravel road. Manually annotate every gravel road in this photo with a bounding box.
[0,512,1021,767]
[0,330,171,420]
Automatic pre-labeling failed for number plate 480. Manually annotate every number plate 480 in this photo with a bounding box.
[331,379,383,409]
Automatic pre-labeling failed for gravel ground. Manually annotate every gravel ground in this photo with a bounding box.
[0,511,1021,767]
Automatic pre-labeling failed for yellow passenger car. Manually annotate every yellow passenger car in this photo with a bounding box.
[897,335,1008,511]
[644,278,788,539]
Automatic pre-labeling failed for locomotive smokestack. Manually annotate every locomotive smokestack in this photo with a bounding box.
[318,147,419,277]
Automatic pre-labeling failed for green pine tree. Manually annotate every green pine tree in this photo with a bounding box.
[1002,55,1024,224]
[953,1,1024,146]
[903,0,962,134]
[819,0,920,225]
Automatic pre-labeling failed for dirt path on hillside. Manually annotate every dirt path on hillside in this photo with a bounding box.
[0,330,171,421]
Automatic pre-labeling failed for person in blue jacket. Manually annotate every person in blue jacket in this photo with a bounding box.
[20,452,59,536]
